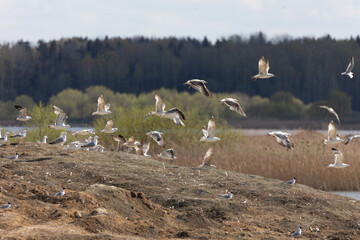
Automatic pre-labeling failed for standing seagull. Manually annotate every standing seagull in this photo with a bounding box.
[318,105,340,124]
[0,202,11,209]
[49,132,67,145]
[144,93,186,126]
[81,136,98,149]
[92,95,111,116]
[100,119,118,133]
[285,177,296,185]
[146,131,165,147]
[267,131,293,149]
[158,148,176,161]
[345,135,360,145]
[14,105,31,121]
[328,148,349,168]
[183,79,214,98]
[251,56,275,81]
[199,147,216,168]
[54,188,65,197]
[7,153,19,160]
[220,98,246,117]
[10,130,27,139]
[221,192,233,199]
[48,106,71,129]
[323,120,343,145]
[0,132,9,145]
[200,116,221,142]
[341,56,354,78]
[290,227,302,237]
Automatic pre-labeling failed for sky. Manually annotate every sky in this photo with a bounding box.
[0,0,359,43]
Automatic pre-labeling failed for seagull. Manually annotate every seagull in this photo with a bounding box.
[199,147,216,168]
[285,177,296,185]
[290,226,302,237]
[143,93,186,126]
[113,134,132,152]
[41,136,48,144]
[251,56,275,81]
[0,132,9,145]
[146,131,165,147]
[158,148,176,161]
[200,116,221,142]
[72,129,95,137]
[345,135,360,145]
[0,202,11,209]
[100,119,118,133]
[81,136,98,149]
[7,153,19,160]
[221,192,233,199]
[54,188,65,197]
[64,141,82,150]
[323,120,343,145]
[183,79,214,98]
[123,136,141,148]
[92,95,111,116]
[328,148,349,168]
[49,132,67,145]
[0,128,2,138]
[318,105,340,124]
[141,142,151,157]
[267,131,293,149]
[341,56,354,79]
[14,105,31,121]
[10,130,27,139]
[220,98,246,117]
[48,106,71,130]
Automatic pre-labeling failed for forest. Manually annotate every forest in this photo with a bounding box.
[0,32,359,113]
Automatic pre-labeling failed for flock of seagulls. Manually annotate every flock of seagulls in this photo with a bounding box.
[1,56,357,238]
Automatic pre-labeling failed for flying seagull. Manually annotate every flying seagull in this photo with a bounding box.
[146,131,165,147]
[49,132,67,145]
[220,98,246,117]
[54,188,65,197]
[183,79,214,98]
[199,147,216,168]
[290,226,302,237]
[251,56,275,81]
[200,116,221,142]
[0,202,11,209]
[72,129,95,137]
[123,136,141,148]
[341,56,354,79]
[345,135,360,145]
[113,134,132,152]
[48,106,71,130]
[328,148,349,168]
[323,120,343,145]
[100,119,118,133]
[285,177,296,185]
[267,131,293,149]
[14,105,31,121]
[158,148,176,161]
[0,132,9,145]
[318,105,340,124]
[135,142,151,157]
[144,93,186,126]
[92,95,111,116]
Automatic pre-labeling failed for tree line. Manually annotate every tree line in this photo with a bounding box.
[1,33,360,110]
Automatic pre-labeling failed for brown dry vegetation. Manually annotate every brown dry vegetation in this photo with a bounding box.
[145,130,360,191]
[0,142,359,239]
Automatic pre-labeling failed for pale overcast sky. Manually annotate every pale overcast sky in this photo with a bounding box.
[0,0,359,43]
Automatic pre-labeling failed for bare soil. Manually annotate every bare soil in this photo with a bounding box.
[0,143,359,239]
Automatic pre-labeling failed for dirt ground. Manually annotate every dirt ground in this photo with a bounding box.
[0,143,359,239]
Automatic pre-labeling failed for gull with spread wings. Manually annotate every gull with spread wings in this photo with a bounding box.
[328,148,349,168]
[100,119,118,133]
[146,131,165,147]
[48,106,71,129]
[14,105,31,121]
[200,116,221,142]
[267,131,293,149]
[251,56,275,81]
[143,93,186,126]
[341,56,354,79]
[199,147,216,168]
[323,120,343,145]
[158,148,176,161]
[92,95,111,116]
[318,105,340,124]
[220,98,246,117]
[184,79,214,98]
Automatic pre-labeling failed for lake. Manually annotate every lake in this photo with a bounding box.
[331,192,360,201]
